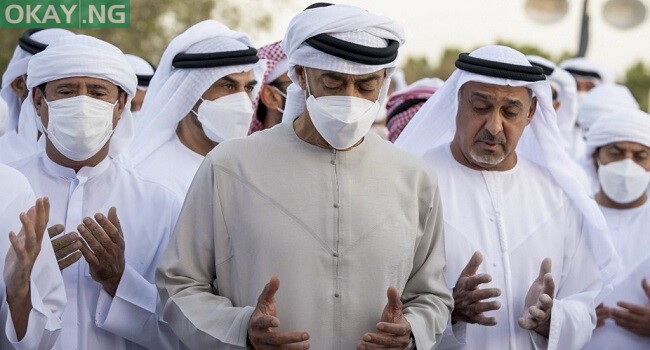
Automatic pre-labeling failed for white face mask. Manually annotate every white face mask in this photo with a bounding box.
[0,103,7,136]
[42,95,116,161]
[303,69,380,149]
[577,91,589,104]
[193,91,253,143]
[598,158,650,204]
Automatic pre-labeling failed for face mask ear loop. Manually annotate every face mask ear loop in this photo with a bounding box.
[303,67,313,98]
[270,85,288,99]
[191,97,208,118]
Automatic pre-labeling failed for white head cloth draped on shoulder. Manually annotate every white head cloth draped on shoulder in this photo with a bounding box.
[280,2,405,122]
[527,55,579,154]
[128,20,265,166]
[396,45,620,289]
[26,34,137,159]
[1,28,74,133]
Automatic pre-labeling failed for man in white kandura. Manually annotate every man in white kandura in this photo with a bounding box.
[157,3,453,350]
[129,20,264,203]
[0,28,74,164]
[0,167,65,350]
[397,45,619,350]
[123,54,155,118]
[583,109,650,350]
[10,35,181,349]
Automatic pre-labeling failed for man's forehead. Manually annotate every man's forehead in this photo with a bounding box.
[603,141,650,152]
[310,67,386,80]
[461,81,530,100]
[218,70,255,82]
[46,76,117,89]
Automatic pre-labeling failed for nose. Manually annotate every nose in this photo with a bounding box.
[484,110,504,136]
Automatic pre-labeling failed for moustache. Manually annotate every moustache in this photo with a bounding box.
[474,130,506,145]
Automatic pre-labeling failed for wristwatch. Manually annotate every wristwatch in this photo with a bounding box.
[406,332,417,350]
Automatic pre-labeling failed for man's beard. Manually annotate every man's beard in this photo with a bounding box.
[469,148,506,166]
[469,129,507,166]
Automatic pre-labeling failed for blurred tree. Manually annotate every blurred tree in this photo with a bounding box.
[0,0,281,72]
[401,48,462,84]
[495,40,553,59]
[401,56,435,84]
[431,47,462,81]
[623,61,650,111]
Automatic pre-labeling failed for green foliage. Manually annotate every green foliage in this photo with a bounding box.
[623,61,650,111]
[402,48,462,83]
[495,40,552,59]
[0,0,279,73]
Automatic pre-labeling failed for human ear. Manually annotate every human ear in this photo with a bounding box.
[260,85,282,110]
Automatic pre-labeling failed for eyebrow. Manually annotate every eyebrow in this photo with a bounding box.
[87,83,110,90]
[245,79,258,86]
[320,72,382,83]
[610,145,649,153]
[470,92,492,101]
[470,92,523,107]
[52,83,78,89]
[219,76,238,85]
[320,72,348,82]
[504,99,524,108]
[357,73,382,82]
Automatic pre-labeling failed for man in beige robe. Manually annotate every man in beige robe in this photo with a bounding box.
[156,3,453,350]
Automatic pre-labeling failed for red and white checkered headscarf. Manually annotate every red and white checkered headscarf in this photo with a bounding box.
[249,41,288,134]
[386,78,443,142]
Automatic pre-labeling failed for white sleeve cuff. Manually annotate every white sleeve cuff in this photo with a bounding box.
[95,264,157,331]
[436,320,467,349]
[5,281,53,349]
[229,305,255,347]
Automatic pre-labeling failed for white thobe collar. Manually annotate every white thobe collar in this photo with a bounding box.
[41,152,111,181]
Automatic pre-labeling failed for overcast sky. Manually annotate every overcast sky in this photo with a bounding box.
[251,0,650,80]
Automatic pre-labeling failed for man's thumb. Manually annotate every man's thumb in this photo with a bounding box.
[259,276,280,305]
[385,286,403,314]
[642,278,650,300]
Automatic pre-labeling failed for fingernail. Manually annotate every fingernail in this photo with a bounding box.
[377,323,385,330]
[83,218,92,225]
[95,213,103,220]
[363,334,371,341]
[302,333,309,340]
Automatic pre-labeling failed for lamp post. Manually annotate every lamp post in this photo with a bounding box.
[578,0,590,57]
[525,0,647,57]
